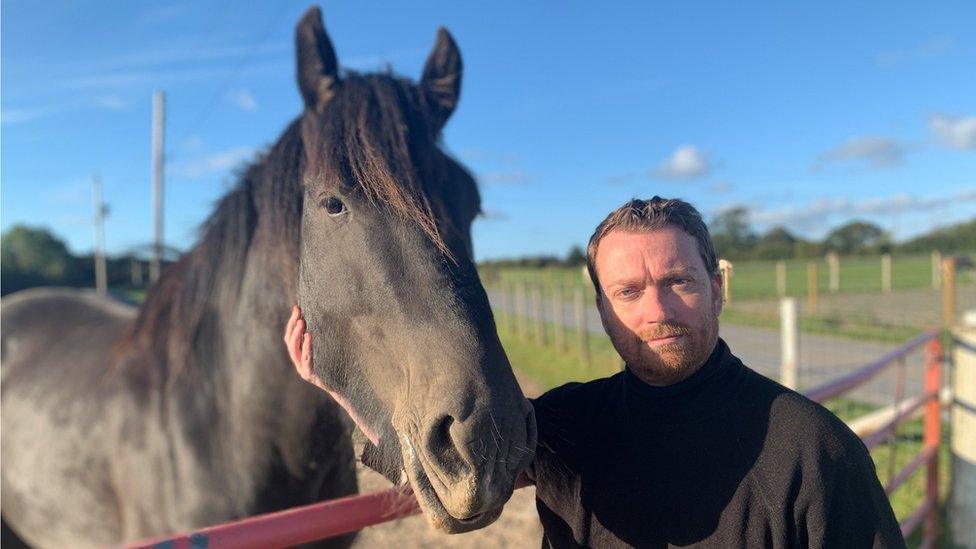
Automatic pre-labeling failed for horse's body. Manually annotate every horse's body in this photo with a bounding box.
[2,7,534,547]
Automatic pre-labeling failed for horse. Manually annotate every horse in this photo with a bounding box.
[0,7,536,547]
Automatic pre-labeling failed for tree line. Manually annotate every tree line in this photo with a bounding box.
[478,212,976,268]
[0,225,168,296]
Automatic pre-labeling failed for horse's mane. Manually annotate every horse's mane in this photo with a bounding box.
[113,71,474,384]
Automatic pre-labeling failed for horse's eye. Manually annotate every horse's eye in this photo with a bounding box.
[322,196,347,217]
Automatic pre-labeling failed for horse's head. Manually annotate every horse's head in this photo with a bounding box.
[292,7,535,533]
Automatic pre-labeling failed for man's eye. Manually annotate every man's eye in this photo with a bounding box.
[618,288,640,299]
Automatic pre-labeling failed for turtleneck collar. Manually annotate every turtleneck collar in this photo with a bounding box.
[621,338,742,424]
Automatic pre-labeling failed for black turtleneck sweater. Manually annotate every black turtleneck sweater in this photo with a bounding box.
[526,339,904,548]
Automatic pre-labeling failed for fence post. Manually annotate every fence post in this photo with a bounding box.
[943,258,956,328]
[923,337,942,547]
[931,251,942,290]
[776,260,787,297]
[881,253,892,293]
[806,262,818,313]
[131,258,143,287]
[496,282,509,334]
[719,259,733,305]
[574,288,591,368]
[950,311,976,545]
[553,283,566,352]
[531,284,546,346]
[515,282,528,341]
[780,298,799,390]
[827,252,840,293]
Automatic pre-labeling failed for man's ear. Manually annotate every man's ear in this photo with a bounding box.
[711,273,724,316]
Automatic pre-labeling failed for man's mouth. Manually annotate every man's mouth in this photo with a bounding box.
[645,333,683,346]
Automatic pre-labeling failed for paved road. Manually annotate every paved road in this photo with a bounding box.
[487,290,928,405]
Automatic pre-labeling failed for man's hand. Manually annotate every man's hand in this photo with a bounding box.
[285,305,327,392]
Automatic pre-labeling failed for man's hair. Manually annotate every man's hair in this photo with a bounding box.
[586,196,718,294]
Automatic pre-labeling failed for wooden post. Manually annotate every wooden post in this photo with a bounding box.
[923,338,942,547]
[718,259,732,305]
[943,258,956,328]
[951,311,976,544]
[806,262,818,313]
[881,253,892,293]
[150,90,165,283]
[931,251,942,290]
[553,283,566,352]
[130,258,143,287]
[531,285,546,346]
[574,288,590,368]
[776,260,787,297]
[780,298,799,389]
[515,282,528,341]
[497,283,510,334]
[827,252,839,293]
[507,282,518,335]
[91,173,107,296]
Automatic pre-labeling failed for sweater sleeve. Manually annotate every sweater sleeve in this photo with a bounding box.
[797,435,906,549]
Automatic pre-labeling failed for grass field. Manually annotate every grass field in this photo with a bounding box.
[499,327,952,546]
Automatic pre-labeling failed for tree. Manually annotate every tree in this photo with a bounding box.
[565,245,586,266]
[710,207,757,259]
[753,226,796,260]
[823,220,888,255]
[898,217,976,254]
[1,225,75,295]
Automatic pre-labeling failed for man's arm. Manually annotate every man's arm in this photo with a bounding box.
[798,433,906,548]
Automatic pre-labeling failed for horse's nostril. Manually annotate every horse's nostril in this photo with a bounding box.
[427,415,466,479]
[434,415,454,449]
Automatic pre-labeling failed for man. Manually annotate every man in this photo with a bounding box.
[286,197,904,548]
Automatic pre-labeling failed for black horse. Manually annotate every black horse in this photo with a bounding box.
[1,7,535,547]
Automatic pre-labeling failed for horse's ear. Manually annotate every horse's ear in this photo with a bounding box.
[421,27,462,131]
[295,6,339,113]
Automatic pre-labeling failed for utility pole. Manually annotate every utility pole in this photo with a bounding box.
[150,90,166,283]
[92,174,108,296]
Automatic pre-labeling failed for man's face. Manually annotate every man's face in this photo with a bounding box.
[594,225,723,386]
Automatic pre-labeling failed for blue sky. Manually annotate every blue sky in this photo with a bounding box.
[3,1,974,260]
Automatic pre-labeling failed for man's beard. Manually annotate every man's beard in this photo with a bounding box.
[622,314,719,385]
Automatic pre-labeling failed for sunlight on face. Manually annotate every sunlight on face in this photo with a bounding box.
[594,225,723,386]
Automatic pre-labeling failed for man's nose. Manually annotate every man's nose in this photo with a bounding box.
[639,286,671,323]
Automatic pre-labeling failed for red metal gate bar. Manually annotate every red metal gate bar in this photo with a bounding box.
[884,446,936,496]
[862,390,937,451]
[128,486,420,549]
[804,329,938,404]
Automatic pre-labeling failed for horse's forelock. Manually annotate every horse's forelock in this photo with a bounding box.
[308,73,454,258]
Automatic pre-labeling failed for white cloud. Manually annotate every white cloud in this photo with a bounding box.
[171,146,257,179]
[814,136,907,170]
[709,180,733,194]
[929,114,976,150]
[651,145,712,180]
[1,95,130,125]
[480,170,536,185]
[876,36,954,68]
[747,190,976,230]
[479,209,509,221]
[605,173,639,185]
[94,95,128,111]
[228,89,258,112]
